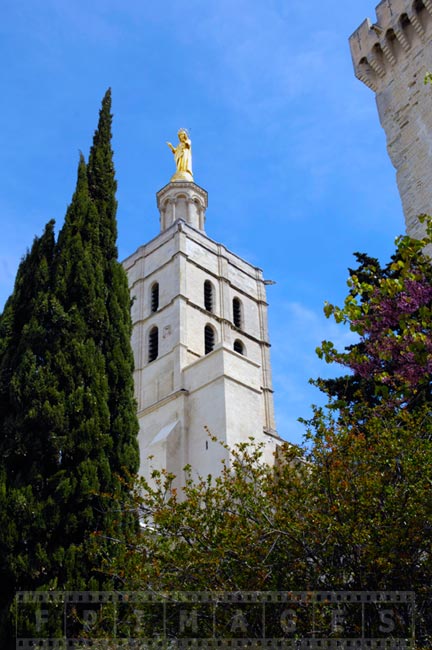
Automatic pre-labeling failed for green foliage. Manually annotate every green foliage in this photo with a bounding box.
[93,224,432,645]
[306,220,432,643]
[0,223,59,643]
[86,89,139,480]
[0,91,139,647]
[92,420,431,643]
[99,440,310,592]
[315,217,432,417]
[103,416,432,593]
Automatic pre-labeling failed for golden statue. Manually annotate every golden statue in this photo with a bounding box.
[167,129,193,182]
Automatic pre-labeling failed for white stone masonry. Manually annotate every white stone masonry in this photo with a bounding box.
[123,181,281,487]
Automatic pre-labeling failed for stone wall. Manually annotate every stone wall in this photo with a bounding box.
[123,192,280,486]
[349,0,432,237]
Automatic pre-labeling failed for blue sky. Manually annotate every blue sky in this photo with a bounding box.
[0,1,405,445]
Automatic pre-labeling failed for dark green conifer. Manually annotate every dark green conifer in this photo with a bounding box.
[47,154,115,587]
[86,88,139,479]
[0,221,59,645]
[0,91,139,646]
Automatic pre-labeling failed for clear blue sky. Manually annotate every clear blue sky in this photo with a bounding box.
[0,1,405,445]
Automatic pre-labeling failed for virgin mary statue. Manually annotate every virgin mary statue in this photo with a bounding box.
[167,129,193,182]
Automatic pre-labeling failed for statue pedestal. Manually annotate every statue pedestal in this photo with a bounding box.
[170,170,193,182]
[157,181,208,232]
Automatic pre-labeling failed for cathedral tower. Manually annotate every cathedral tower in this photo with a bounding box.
[123,134,280,485]
[349,0,432,237]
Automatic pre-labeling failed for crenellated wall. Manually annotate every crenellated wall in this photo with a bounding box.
[349,0,432,237]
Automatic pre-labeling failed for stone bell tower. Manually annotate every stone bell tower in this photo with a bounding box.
[349,0,432,238]
[123,132,280,485]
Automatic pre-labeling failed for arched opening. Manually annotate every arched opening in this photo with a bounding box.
[204,325,215,354]
[233,297,243,329]
[151,282,159,312]
[371,42,386,74]
[233,339,245,355]
[385,28,399,58]
[399,13,414,45]
[414,0,426,13]
[175,194,188,221]
[194,198,204,229]
[148,326,159,362]
[161,198,173,230]
[204,280,214,312]
[357,57,378,91]
[400,12,411,29]
[412,0,428,31]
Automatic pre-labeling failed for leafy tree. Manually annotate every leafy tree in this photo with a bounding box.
[91,440,318,643]
[94,225,432,645]
[306,220,432,642]
[315,217,432,418]
[95,421,429,642]
[103,441,308,594]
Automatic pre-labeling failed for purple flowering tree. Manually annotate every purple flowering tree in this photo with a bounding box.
[315,216,432,414]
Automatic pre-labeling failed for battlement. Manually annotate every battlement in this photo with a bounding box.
[349,0,432,238]
[349,0,432,91]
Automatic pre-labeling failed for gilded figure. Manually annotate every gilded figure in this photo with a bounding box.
[167,129,193,182]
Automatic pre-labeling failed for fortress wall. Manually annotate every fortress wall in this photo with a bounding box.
[349,0,432,237]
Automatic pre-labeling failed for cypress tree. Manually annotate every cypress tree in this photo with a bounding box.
[0,221,59,645]
[0,91,139,646]
[46,154,115,588]
[86,88,139,479]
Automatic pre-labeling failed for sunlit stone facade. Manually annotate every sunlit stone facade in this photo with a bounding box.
[123,180,280,486]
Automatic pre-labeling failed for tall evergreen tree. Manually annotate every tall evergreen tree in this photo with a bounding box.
[0,221,59,643]
[86,88,139,478]
[0,91,139,647]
